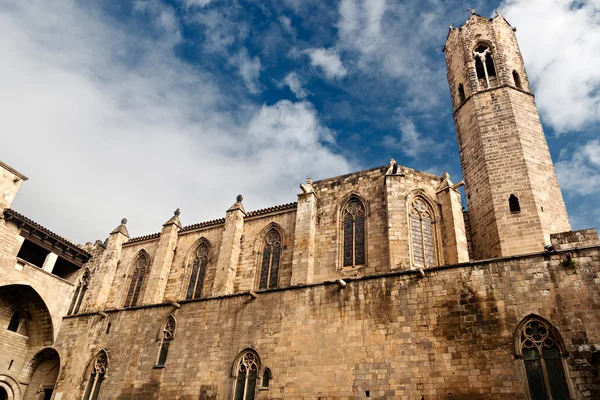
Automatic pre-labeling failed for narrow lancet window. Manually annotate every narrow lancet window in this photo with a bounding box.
[83,351,107,400]
[518,316,571,399]
[124,252,148,308]
[7,312,19,332]
[259,229,281,290]
[409,197,437,268]
[155,316,175,367]
[186,243,209,300]
[509,194,521,213]
[234,351,260,400]
[458,84,466,104]
[343,198,366,267]
[513,70,522,89]
[68,268,89,315]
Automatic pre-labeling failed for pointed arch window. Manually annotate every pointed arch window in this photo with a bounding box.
[474,43,497,88]
[509,194,521,213]
[409,197,437,268]
[458,84,466,104]
[513,70,522,89]
[155,316,175,367]
[517,316,571,399]
[124,252,148,308]
[7,312,20,332]
[233,351,260,400]
[83,351,107,400]
[186,243,209,300]
[342,198,366,267]
[259,229,281,290]
[68,268,90,315]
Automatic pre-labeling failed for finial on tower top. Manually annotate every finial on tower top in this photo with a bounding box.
[390,158,396,165]
[468,8,477,15]
[121,218,128,225]
[174,208,180,217]
[236,194,243,203]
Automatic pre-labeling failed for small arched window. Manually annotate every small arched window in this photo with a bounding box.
[509,194,521,213]
[458,84,466,104]
[513,70,522,89]
[342,197,366,267]
[186,242,209,300]
[409,197,437,268]
[155,316,175,367]
[259,229,281,290]
[7,312,20,332]
[233,350,260,400]
[261,368,271,389]
[517,316,571,399]
[124,252,149,308]
[68,268,90,315]
[83,351,107,400]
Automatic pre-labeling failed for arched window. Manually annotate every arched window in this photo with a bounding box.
[261,368,271,389]
[342,197,366,267]
[124,252,148,308]
[509,194,521,213]
[155,316,175,367]
[517,316,571,399]
[186,242,209,300]
[68,268,90,315]
[259,229,281,290]
[233,350,260,400]
[83,351,107,400]
[513,70,522,89]
[7,312,20,332]
[409,197,437,268]
[458,84,466,104]
[474,43,497,88]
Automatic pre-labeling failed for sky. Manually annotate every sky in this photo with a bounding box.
[1,0,599,243]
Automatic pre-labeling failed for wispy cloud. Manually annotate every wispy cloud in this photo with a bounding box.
[383,108,447,158]
[282,72,310,99]
[556,139,600,196]
[235,49,262,94]
[304,48,348,79]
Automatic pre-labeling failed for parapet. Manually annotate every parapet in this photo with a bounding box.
[550,229,600,250]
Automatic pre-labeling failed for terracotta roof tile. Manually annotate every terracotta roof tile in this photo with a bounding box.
[124,232,161,245]
[245,202,298,217]
[180,218,226,233]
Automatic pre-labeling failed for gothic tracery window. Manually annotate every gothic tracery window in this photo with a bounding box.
[186,243,209,300]
[342,198,366,267]
[474,43,497,88]
[518,316,571,399]
[83,351,107,400]
[124,252,148,308]
[155,316,175,367]
[68,268,89,315]
[233,351,260,400]
[259,229,281,290]
[409,197,437,268]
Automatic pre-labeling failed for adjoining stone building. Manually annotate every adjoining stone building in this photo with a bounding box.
[1,11,600,400]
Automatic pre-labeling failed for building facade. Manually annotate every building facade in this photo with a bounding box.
[1,12,599,400]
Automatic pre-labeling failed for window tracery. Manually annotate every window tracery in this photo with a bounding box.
[259,229,281,290]
[474,43,497,89]
[518,316,570,399]
[234,351,259,400]
[124,252,148,308]
[68,268,89,315]
[342,198,366,267]
[409,197,437,268]
[155,316,175,367]
[83,351,107,400]
[186,243,209,300]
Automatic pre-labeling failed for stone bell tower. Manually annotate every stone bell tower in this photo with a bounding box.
[444,11,570,259]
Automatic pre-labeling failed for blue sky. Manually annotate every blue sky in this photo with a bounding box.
[1,0,599,243]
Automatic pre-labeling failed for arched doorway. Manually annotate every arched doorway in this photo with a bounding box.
[0,387,7,400]
[19,348,60,400]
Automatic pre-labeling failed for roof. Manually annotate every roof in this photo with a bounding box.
[3,209,91,265]
[245,202,297,218]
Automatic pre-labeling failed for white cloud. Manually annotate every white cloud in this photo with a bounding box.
[0,0,351,243]
[235,49,262,94]
[338,0,387,54]
[304,48,348,79]
[500,0,600,132]
[282,72,310,99]
[383,109,447,158]
[556,139,600,196]
[183,0,213,8]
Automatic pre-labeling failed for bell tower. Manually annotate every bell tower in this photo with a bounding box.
[444,11,570,259]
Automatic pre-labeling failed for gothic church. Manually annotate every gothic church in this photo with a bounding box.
[1,12,599,400]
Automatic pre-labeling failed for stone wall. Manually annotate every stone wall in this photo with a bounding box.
[52,247,600,399]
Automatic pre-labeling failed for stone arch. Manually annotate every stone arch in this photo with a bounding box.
[19,347,60,399]
[254,223,286,290]
[230,348,263,378]
[0,375,21,400]
[406,190,443,268]
[513,314,568,358]
[155,315,177,341]
[182,237,213,300]
[337,192,369,270]
[122,249,151,308]
[81,350,109,400]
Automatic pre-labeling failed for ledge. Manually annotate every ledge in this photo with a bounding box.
[452,83,534,115]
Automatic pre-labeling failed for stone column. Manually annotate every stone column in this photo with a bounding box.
[145,209,182,304]
[291,178,317,285]
[42,252,58,273]
[384,160,411,270]
[436,173,469,264]
[95,219,129,309]
[213,195,245,296]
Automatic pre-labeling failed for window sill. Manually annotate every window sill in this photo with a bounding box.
[153,364,165,369]
[340,264,366,273]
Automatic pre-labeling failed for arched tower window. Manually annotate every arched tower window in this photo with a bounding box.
[7,312,20,332]
[517,316,571,399]
[458,84,466,104]
[513,70,522,89]
[259,229,281,290]
[342,197,366,267]
[83,351,108,400]
[474,43,497,89]
[233,350,260,400]
[509,194,521,213]
[124,252,148,308]
[409,197,437,268]
[186,242,209,300]
[155,316,175,367]
[68,268,90,315]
